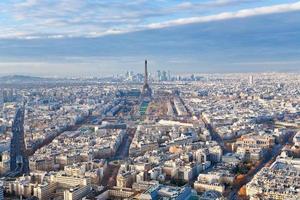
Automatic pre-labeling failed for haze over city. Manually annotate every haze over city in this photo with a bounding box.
[0,0,300,76]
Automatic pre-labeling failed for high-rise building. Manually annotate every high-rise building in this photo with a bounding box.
[249,75,254,85]
[141,60,152,97]
[162,70,167,81]
[9,108,30,176]
[157,70,161,81]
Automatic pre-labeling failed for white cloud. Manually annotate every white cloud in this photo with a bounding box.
[174,0,255,10]
[15,0,39,8]
[0,1,300,39]
[147,2,300,29]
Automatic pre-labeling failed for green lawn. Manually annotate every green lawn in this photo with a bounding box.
[139,101,149,115]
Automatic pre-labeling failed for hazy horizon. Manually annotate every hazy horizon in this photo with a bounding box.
[0,0,300,76]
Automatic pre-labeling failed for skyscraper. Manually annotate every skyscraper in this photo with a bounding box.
[141,60,152,97]
[162,71,167,81]
[157,70,161,81]
[249,75,254,85]
[9,107,30,176]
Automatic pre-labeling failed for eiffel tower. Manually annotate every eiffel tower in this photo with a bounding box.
[141,60,152,97]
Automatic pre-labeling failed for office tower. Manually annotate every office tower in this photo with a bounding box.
[191,74,195,81]
[249,75,254,85]
[9,108,30,176]
[141,60,152,97]
[157,70,161,81]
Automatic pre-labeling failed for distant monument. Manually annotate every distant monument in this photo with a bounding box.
[141,60,152,98]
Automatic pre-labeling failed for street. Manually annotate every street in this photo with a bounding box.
[100,128,136,188]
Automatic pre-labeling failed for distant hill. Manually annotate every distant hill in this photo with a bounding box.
[0,75,110,85]
[0,75,52,83]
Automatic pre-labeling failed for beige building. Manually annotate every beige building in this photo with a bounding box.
[64,185,91,200]
[235,133,275,149]
[50,173,91,188]
[33,182,56,200]
[116,171,136,188]
[194,182,225,193]
[246,157,300,200]
[30,157,55,172]
[0,151,10,175]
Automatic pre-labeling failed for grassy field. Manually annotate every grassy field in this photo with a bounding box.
[139,101,149,115]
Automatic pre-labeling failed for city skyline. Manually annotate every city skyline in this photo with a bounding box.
[0,0,300,76]
[0,2,299,199]
[1,71,299,200]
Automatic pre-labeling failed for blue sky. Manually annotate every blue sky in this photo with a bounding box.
[0,0,300,76]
